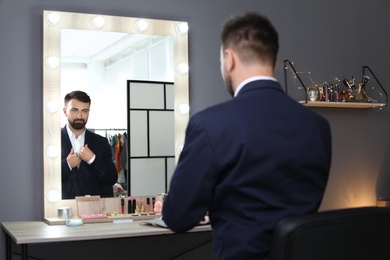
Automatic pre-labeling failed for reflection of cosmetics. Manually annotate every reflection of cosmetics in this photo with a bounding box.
[148,197,156,215]
[132,197,137,213]
[128,197,132,214]
[58,207,72,219]
[146,198,151,213]
[136,199,145,214]
[141,199,145,214]
[135,199,140,214]
[154,200,163,213]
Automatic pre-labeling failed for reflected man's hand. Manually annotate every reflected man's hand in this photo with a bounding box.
[79,144,95,163]
[67,148,80,169]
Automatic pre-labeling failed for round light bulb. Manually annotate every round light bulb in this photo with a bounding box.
[46,56,60,69]
[46,145,60,158]
[177,144,184,154]
[135,19,148,32]
[45,100,59,113]
[176,63,189,74]
[177,103,190,115]
[92,16,105,29]
[46,12,60,25]
[176,23,189,34]
[47,189,60,203]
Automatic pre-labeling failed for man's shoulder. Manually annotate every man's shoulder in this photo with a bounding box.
[86,130,108,142]
[194,99,232,118]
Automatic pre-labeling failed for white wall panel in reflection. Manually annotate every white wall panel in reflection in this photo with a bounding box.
[129,82,164,109]
[130,111,148,156]
[166,83,174,110]
[149,111,175,156]
[130,158,166,196]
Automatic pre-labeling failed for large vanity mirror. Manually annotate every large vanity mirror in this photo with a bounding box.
[43,10,189,222]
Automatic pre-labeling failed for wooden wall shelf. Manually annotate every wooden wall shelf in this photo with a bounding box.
[284,60,388,109]
[300,101,387,109]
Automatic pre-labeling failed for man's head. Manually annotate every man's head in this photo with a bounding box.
[220,12,279,96]
[63,91,91,131]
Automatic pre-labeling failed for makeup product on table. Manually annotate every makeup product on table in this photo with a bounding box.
[148,197,156,215]
[132,197,137,214]
[135,199,145,214]
[128,197,133,214]
[146,198,151,213]
[58,207,72,219]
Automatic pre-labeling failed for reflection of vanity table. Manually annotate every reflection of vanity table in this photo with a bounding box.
[2,220,212,260]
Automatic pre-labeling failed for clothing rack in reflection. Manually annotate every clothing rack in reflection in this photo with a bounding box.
[90,128,129,191]
[89,128,127,138]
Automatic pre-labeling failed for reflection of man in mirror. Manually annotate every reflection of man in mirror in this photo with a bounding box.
[61,90,118,199]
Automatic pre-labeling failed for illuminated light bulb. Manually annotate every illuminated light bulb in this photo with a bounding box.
[45,100,59,113]
[47,189,60,203]
[135,19,148,32]
[92,16,105,29]
[46,145,60,158]
[46,12,60,25]
[177,144,184,154]
[176,23,189,34]
[177,103,190,115]
[176,63,189,74]
[46,56,60,69]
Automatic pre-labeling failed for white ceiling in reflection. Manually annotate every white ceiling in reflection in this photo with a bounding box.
[61,29,169,65]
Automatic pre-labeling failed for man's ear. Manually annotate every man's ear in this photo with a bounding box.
[224,49,235,73]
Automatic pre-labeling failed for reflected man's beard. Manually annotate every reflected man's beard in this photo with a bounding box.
[69,119,86,130]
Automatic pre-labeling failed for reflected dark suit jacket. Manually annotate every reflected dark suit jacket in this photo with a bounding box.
[61,126,118,199]
[163,80,332,260]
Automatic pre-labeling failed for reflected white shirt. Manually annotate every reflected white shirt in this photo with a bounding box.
[65,125,95,169]
[66,124,86,154]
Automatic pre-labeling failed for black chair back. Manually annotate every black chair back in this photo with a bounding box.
[269,206,390,260]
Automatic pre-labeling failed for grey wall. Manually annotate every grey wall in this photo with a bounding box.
[1,0,390,259]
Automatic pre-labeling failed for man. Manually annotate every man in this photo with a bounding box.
[61,91,118,199]
[162,12,332,260]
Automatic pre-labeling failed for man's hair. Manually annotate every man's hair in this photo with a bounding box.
[64,90,91,105]
[221,12,279,68]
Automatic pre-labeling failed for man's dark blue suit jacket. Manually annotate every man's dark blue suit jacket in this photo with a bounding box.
[61,126,118,199]
[163,80,332,260]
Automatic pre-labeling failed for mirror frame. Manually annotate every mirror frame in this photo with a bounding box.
[43,10,189,223]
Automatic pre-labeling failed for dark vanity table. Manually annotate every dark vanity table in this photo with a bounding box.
[2,220,212,260]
